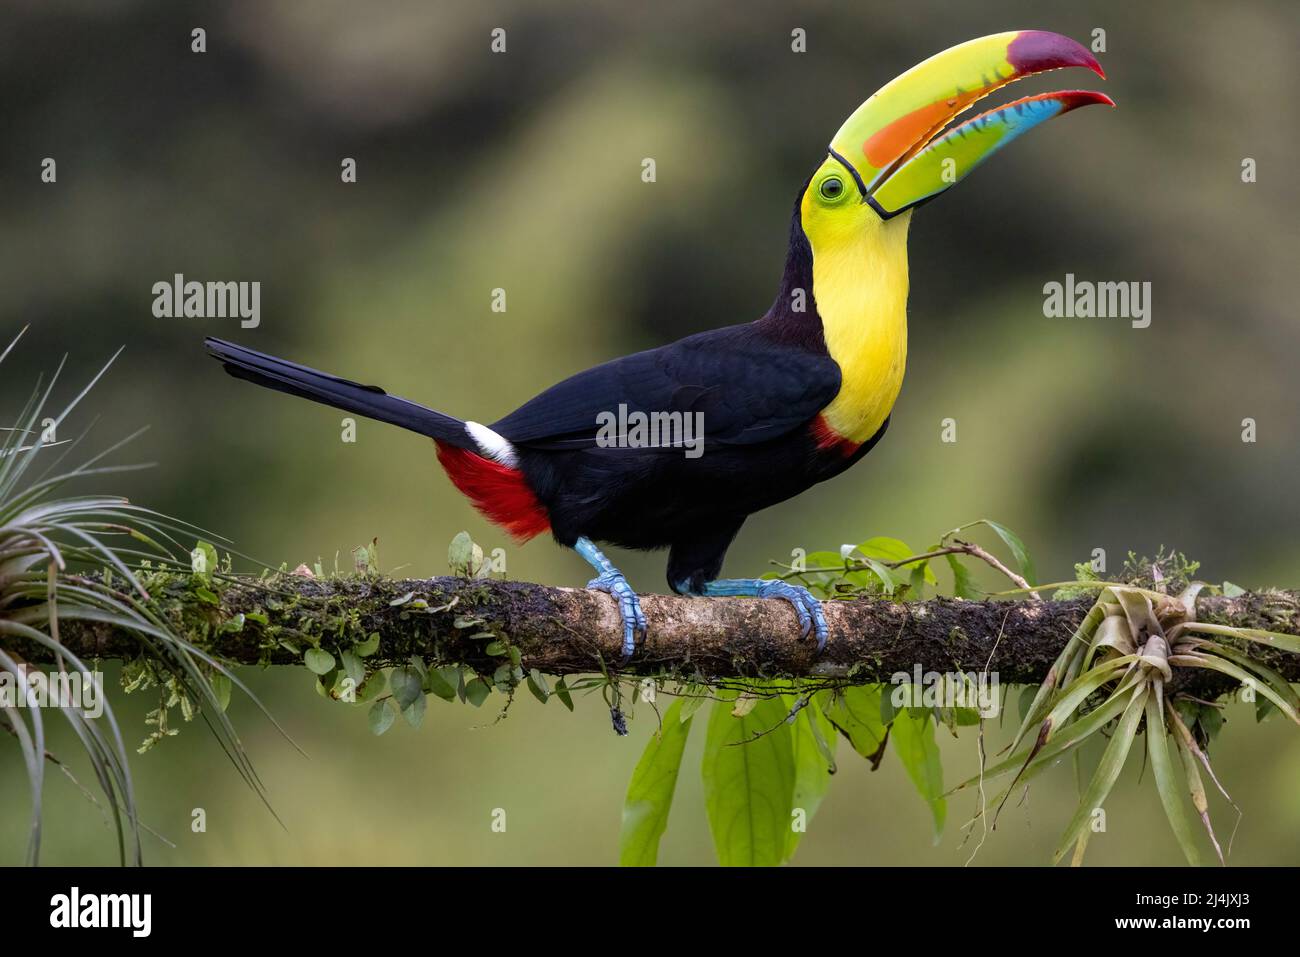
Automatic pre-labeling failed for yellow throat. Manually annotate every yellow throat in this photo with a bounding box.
[800,191,913,445]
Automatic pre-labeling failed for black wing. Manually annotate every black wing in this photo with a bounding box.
[491,323,840,450]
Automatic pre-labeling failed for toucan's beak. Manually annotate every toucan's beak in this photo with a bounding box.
[829,31,1114,219]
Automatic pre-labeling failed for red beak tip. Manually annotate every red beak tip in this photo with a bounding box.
[1052,90,1117,112]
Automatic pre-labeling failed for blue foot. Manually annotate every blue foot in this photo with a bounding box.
[587,570,646,661]
[574,537,645,662]
[756,581,829,650]
[699,578,828,651]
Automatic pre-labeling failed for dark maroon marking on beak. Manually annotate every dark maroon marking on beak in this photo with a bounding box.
[1007,30,1106,80]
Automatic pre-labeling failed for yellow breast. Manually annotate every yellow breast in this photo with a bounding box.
[804,203,913,445]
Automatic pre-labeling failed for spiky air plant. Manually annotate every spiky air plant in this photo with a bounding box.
[0,328,274,865]
[956,582,1300,865]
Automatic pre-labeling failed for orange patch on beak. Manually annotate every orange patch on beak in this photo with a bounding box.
[862,89,989,169]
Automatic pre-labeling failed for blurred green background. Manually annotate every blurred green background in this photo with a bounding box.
[2,0,1298,865]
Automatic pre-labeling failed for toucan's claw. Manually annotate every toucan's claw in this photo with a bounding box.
[699,578,829,651]
[756,580,829,651]
[587,571,646,662]
[575,536,646,662]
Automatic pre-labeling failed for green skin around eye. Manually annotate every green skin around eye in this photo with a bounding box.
[819,177,843,201]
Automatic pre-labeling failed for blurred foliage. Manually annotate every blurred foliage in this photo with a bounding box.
[2,0,1298,864]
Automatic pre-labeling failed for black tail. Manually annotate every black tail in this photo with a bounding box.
[205,338,472,446]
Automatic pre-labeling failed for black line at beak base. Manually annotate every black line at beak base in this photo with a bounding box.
[827,146,869,200]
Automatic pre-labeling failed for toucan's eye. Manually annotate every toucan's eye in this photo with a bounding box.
[819,176,844,201]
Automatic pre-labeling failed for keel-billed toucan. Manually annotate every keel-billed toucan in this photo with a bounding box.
[208,31,1111,660]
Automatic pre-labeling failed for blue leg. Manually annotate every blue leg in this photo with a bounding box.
[575,537,646,662]
[695,579,828,651]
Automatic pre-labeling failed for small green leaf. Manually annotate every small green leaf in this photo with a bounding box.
[439,667,463,697]
[339,649,365,689]
[554,676,574,711]
[209,673,232,713]
[448,531,475,576]
[620,699,695,866]
[403,691,427,729]
[423,667,457,702]
[859,536,938,585]
[526,669,550,704]
[1198,704,1224,741]
[484,641,508,656]
[389,592,416,607]
[945,554,979,599]
[352,544,371,574]
[861,558,899,594]
[353,632,380,657]
[304,648,336,675]
[191,540,218,581]
[389,666,423,710]
[857,536,911,562]
[1221,580,1246,598]
[368,699,396,736]
[907,562,928,598]
[978,519,1036,585]
[357,671,387,703]
[464,677,491,707]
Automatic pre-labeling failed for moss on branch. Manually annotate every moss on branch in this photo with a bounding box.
[13,571,1300,700]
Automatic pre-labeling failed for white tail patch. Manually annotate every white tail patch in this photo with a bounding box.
[465,421,518,469]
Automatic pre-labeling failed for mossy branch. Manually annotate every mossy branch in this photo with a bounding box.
[12,573,1300,698]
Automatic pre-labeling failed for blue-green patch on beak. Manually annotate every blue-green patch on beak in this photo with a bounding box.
[868,89,1115,218]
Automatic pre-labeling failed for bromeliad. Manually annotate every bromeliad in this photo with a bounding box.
[207,31,1112,661]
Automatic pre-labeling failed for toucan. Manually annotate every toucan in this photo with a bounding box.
[207,31,1111,661]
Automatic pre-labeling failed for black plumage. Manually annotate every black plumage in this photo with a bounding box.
[206,197,885,596]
